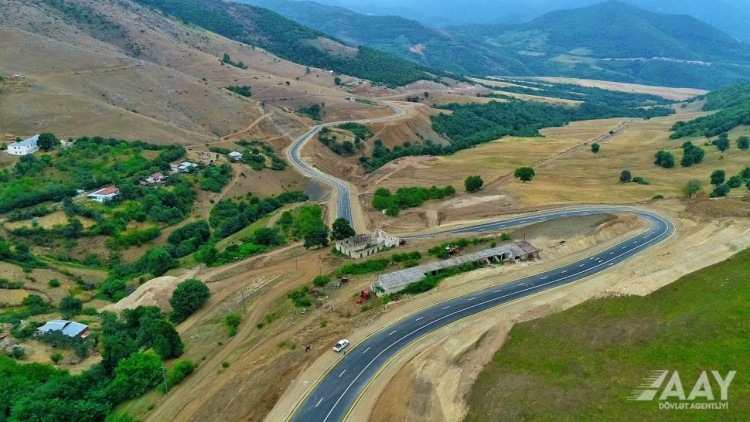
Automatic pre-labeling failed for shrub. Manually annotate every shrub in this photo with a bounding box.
[165,359,195,390]
[48,279,60,288]
[465,175,484,192]
[313,275,330,287]
[591,143,600,153]
[224,312,241,337]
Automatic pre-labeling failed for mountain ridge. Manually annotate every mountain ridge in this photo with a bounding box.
[244,0,750,89]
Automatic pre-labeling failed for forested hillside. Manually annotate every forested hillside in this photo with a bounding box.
[246,0,750,89]
[671,82,750,139]
[359,97,673,172]
[132,0,446,86]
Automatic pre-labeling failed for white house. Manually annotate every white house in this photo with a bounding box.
[7,135,40,156]
[87,186,119,203]
[228,151,243,161]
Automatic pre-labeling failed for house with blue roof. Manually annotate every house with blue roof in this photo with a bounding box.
[36,320,90,338]
[7,135,40,156]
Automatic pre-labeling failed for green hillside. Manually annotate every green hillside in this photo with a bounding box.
[671,82,750,139]
[244,0,750,89]
[132,0,447,87]
[240,0,530,76]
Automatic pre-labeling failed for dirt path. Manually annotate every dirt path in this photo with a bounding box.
[484,120,628,190]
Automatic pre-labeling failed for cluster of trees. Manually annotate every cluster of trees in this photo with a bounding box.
[166,221,211,258]
[0,302,194,422]
[225,85,251,97]
[670,82,750,139]
[708,167,750,198]
[680,142,706,167]
[331,218,355,241]
[654,150,676,168]
[236,140,287,171]
[371,185,456,216]
[336,123,373,141]
[0,237,47,271]
[318,127,359,156]
[221,53,246,69]
[297,103,323,121]
[208,191,308,240]
[619,171,649,185]
[200,163,232,192]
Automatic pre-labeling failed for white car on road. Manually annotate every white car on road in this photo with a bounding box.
[333,339,350,352]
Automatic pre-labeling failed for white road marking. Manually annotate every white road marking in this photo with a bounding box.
[442,306,450,309]
[316,398,323,407]
[541,276,547,279]
[363,347,370,354]
[389,330,397,336]
[609,252,614,255]
[468,297,476,301]
[561,270,567,273]
[415,317,423,321]
[339,370,346,377]
[494,289,501,293]
[580,264,586,267]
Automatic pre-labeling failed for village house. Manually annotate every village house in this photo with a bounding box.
[36,320,90,339]
[140,172,166,185]
[87,186,119,203]
[228,151,243,161]
[6,135,40,156]
[177,161,197,173]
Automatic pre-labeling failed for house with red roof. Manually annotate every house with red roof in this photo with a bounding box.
[87,186,119,203]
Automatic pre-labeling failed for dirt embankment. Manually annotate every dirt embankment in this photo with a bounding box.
[363,201,750,422]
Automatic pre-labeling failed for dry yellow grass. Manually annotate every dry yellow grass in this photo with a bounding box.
[528,77,707,101]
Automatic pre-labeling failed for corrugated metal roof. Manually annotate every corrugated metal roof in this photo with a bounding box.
[90,186,119,196]
[37,320,88,337]
[9,135,39,147]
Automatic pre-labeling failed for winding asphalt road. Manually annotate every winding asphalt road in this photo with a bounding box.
[287,206,674,422]
[283,105,675,422]
[286,105,406,224]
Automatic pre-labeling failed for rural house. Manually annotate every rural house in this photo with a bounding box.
[87,186,119,203]
[177,161,197,173]
[228,151,243,161]
[141,172,166,185]
[36,320,90,339]
[6,135,40,156]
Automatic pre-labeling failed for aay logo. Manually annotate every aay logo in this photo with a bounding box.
[629,370,735,410]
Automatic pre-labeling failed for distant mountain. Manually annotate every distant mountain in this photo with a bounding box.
[240,0,530,75]
[246,0,750,89]
[132,0,452,87]
[310,0,750,43]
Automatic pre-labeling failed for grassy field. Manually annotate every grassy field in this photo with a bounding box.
[465,248,750,421]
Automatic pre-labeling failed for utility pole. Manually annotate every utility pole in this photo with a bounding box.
[241,288,247,315]
[161,366,168,393]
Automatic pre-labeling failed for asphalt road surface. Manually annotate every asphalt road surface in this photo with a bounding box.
[286,105,405,224]
[287,206,674,422]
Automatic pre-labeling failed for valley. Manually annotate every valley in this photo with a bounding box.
[0,1,749,422]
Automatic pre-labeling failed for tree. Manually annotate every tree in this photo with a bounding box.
[303,226,329,249]
[222,53,231,63]
[591,143,600,153]
[728,176,742,188]
[464,175,484,192]
[107,352,162,403]
[59,295,83,319]
[144,248,176,276]
[715,136,730,152]
[252,227,284,246]
[37,133,60,152]
[681,179,702,197]
[654,150,675,168]
[50,353,63,365]
[137,318,184,359]
[169,279,211,323]
[710,170,726,186]
[334,77,341,86]
[514,167,536,182]
[710,183,731,198]
[331,218,355,241]
[619,170,632,183]
[737,136,750,150]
